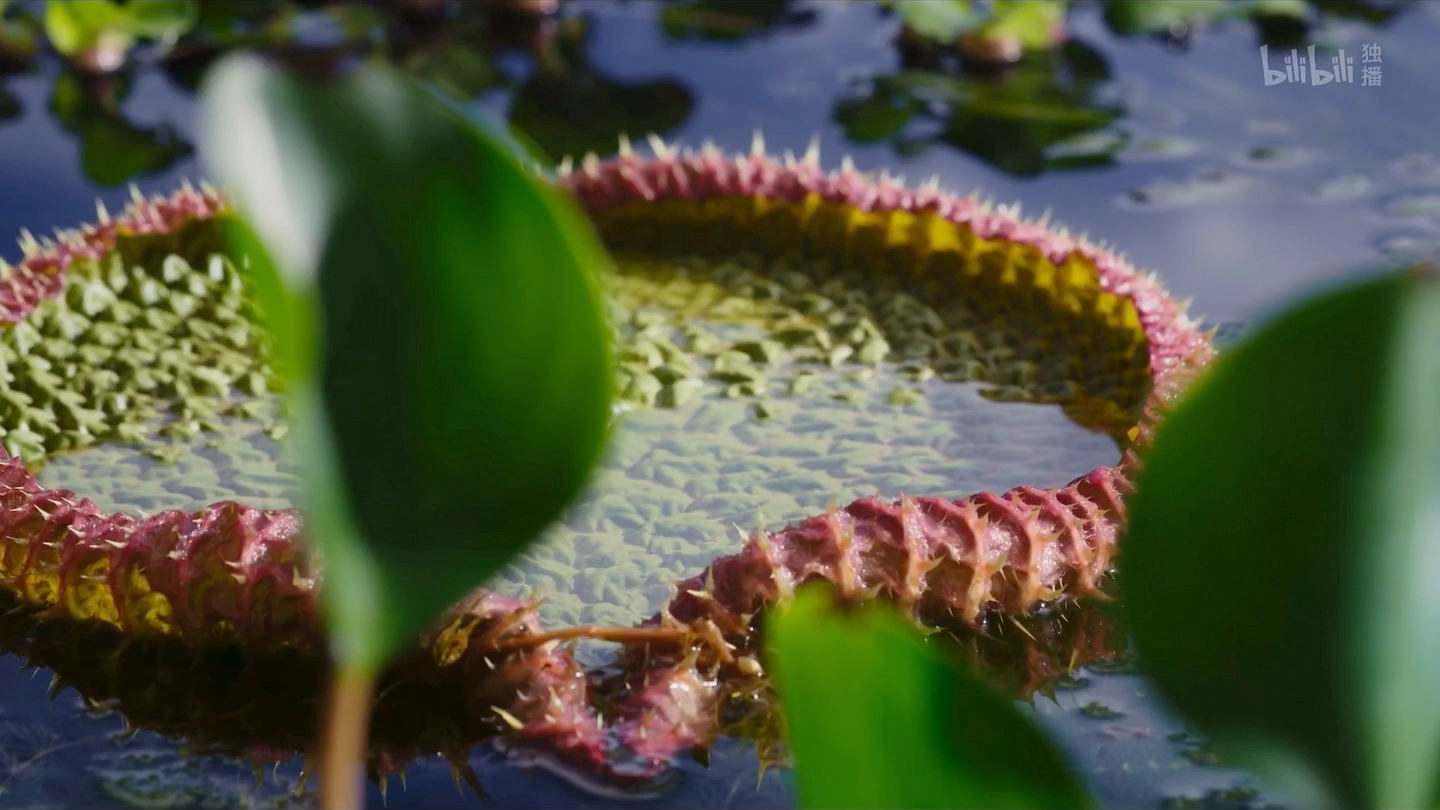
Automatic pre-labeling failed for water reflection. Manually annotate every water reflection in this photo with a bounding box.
[0,587,1128,804]
[509,15,694,163]
[836,39,1122,175]
[48,70,192,187]
[657,0,818,44]
[0,1,1418,187]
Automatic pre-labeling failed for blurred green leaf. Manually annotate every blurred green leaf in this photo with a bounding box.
[1121,268,1440,809]
[0,0,38,69]
[120,0,198,41]
[44,0,196,70]
[833,80,922,143]
[887,0,982,42]
[1311,0,1405,26]
[659,0,817,43]
[1248,0,1311,21]
[979,0,1066,49]
[77,114,191,185]
[189,0,286,38]
[510,19,693,160]
[48,71,192,185]
[835,39,1119,177]
[200,54,615,671]
[769,584,1095,809]
[44,0,127,57]
[403,40,501,101]
[1102,0,1231,36]
[1103,0,1307,38]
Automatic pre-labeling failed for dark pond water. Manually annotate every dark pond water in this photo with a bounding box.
[0,1,1436,808]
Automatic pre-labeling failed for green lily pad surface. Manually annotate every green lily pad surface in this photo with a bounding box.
[36,251,1119,645]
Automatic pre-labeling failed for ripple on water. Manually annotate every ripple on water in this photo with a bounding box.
[1118,135,1203,162]
[1116,167,1253,212]
[1303,172,1371,203]
[1390,152,1440,185]
[1372,229,1440,262]
[1378,189,1440,222]
[1234,143,1321,171]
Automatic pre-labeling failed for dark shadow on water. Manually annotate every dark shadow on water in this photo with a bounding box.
[836,39,1123,176]
[657,0,818,44]
[509,15,695,163]
[0,589,1131,809]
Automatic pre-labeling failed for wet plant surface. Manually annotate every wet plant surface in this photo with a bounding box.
[0,1,1436,808]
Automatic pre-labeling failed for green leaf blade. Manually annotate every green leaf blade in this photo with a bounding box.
[892,0,982,42]
[200,55,615,671]
[43,0,127,57]
[1120,268,1440,809]
[768,585,1094,810]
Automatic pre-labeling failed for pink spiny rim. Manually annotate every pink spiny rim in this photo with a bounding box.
[0,147,1215,786]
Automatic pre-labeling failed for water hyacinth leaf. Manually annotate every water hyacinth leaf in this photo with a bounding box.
[1101,0,1231,36]
[833,79,922,143]
[976,0,1066,49]
[0,1,38,68]
[658,0,818,43]
[887,0,982,42]
[49,72,193,186]
[115,0,198,42]
[199,54,614,671]
[508,18,693,162]
[768,584,1094,810]
[44,0,195,66]
[1121,268,1440,809]
[43,0,127,57]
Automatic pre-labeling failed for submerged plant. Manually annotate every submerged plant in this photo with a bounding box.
[44,0,197,74]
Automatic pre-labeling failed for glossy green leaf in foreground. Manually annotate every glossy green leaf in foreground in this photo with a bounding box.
[768,584,1094,810]
[198,54,614,671]
[1121,267,1440,809]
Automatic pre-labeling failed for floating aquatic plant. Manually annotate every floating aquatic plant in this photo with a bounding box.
[0,133,1207,798]
[767,263,1440,809]
[44,0,197,74]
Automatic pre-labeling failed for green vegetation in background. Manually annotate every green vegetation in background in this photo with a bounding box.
[199,52,614,808]
[834,39,1120,175]
[884,0,1065,52]
[43,0,195,72]
[48,70,192,186]
[0,1,1412,186]
[658,0,818,42]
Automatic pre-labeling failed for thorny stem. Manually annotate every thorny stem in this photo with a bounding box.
[490,625,689,653]
[320,665,376,810]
